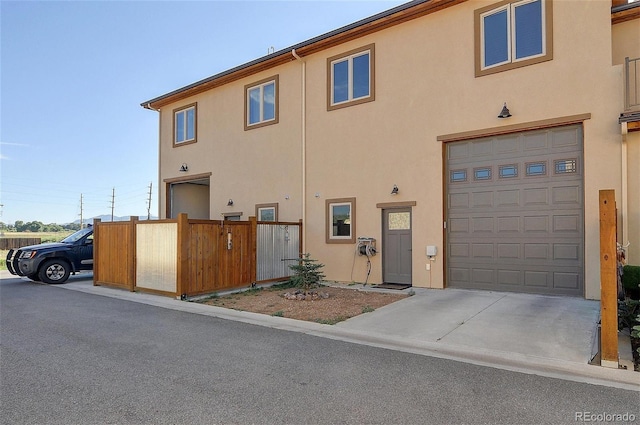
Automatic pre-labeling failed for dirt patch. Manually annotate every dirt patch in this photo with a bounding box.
[198,284,408,324]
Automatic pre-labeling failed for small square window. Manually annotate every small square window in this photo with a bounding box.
[554,159,577,174]
[255,203,278,222]
[326,198,356,244]
[526,162,546,176]
[327,45,375,111]
[474,167,492,181]
[450,169,467,183]
[245,76,279,130]
[173,104,197,146]
[499,164,518,178]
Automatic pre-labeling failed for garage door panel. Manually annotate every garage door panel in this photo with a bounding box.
[551,127,581,149]
[497,243,520,259]
[523,131,549,151]
[524,215,549,232]
[446,124,584,296]
[553,215,580,232]
[496,216,520,233]
[472,243,494,258]
[472,191,494,208]
[496,189,520,207]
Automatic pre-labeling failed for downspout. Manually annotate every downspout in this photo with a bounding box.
[292,49,306,253]
[621,122,629,250]
[145,103,163,219]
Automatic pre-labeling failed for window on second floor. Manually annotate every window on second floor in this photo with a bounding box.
[245,75,278,130]
[174,103,197,146]
[327,44,375,111]
[475,0,552,77]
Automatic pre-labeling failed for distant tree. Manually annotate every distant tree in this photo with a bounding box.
[14,220,24,231]
[24,221,44,232]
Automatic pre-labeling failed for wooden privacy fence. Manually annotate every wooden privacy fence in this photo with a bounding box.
[93,214,302,298]
[0,238,41,250]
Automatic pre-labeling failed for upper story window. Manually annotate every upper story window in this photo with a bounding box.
[174,103,197,146]
[327,44,375,111]
[245,75,278,130]
[475,0,552,77]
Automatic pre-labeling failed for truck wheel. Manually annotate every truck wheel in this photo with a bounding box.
[38,259,71,284]
[27,273,40,281]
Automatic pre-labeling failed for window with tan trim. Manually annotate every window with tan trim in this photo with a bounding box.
[326,198,356,244]
[245,75,278,130]
[255,203,278,222]
[474,0,552,77]
[173,103,197,146]
[327,45,375,111]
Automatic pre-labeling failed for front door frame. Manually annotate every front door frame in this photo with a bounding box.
[377,201,416,285]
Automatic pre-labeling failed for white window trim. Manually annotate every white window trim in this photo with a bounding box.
[326,197,356,244]
[330,51,371,106]
[245,75,279,131]
[327,44,375,111]
[475,0,552,77]
[173,104,197,146]
[256,204,278,222]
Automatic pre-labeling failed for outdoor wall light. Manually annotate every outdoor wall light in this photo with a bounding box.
[227,199,234,206]
[179,163,189,172]
[498,103,512,119]
[391,184,399,195]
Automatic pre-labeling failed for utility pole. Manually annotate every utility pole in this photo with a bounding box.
[0,203,4,236]
[110,187,115,222]
[79,194,84,229]
[147,182,153,220]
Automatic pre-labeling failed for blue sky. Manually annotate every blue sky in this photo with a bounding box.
[1,0,406,225]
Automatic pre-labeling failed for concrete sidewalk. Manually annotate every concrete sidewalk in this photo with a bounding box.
[3,271,638,390]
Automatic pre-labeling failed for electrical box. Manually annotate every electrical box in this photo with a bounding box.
[426,245,437,257]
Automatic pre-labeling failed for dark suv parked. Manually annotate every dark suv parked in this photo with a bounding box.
[6,226,94,284]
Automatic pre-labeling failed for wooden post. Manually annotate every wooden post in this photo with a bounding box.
[249,216,257,286]
[599,190,618,368]
[93,218,101,286]
[176,213,189,299]
[129,216,138,292]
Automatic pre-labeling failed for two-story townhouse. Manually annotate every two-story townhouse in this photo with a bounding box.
[142,0,640,300]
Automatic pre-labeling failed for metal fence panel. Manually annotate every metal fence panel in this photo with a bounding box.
[256,223,300,281]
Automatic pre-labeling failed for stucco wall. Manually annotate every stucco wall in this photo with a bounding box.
[153,0,634,299]
[157,64,303,223]
[301,0,624,299]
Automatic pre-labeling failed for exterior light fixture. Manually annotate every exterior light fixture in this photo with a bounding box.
[391,184,399,195]
[227,199,234,206]
[179,163,188,172]
[498,103,512,118]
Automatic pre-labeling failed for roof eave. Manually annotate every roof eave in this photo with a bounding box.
[141,0,465,110]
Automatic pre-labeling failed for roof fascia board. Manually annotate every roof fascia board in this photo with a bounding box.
[612,2,640,25]
[142,0,465,110]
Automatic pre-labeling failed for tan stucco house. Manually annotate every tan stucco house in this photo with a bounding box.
[142,0,640,300]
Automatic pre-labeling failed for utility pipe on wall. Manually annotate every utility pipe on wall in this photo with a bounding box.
[292,49,307,253]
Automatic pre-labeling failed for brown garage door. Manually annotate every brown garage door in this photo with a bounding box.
[445,124,584,296]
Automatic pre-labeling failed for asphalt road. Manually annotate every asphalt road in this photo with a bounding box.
[1,277,638,425]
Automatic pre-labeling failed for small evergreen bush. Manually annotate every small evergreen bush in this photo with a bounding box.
[287,253,326,293]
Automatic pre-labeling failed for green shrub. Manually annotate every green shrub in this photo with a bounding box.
[287,253,326,293]
[622,265,640,299]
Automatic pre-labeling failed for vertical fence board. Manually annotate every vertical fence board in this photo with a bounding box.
[599,190,618,368]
